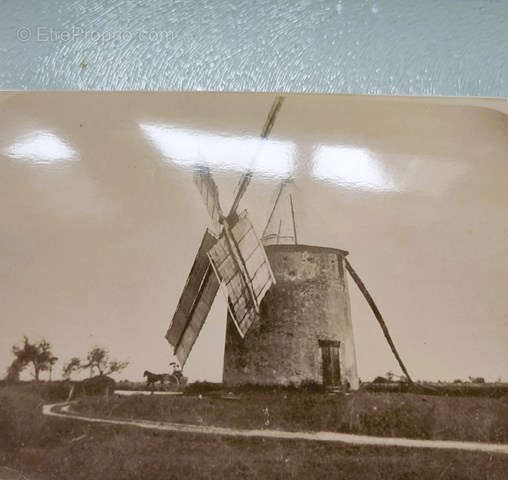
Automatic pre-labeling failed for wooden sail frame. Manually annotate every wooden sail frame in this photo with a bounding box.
[166,97,285,361]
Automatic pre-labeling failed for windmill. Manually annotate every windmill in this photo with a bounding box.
[165,97,283,370]
[166,97,412,390]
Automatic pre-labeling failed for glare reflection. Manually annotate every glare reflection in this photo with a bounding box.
[140,123,295,178]
[312,145,395,191]
[6,131,77,164]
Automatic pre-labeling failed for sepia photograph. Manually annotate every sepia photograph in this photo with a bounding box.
[0,92,507,479]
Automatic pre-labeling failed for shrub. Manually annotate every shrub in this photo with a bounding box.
[184,381,224,395]
[78,375,116,396]
[116,380,146,391]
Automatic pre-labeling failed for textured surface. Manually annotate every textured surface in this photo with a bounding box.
[223,245,359,388]
[1,0,507,95]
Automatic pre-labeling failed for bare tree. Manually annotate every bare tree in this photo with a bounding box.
[11,337,58,382]
[106,359,129,376]
[62,357,82,379]
[81,346,128,377]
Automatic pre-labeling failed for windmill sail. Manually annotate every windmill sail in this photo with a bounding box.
[208,211,275,337]
[166,99,283,365]
[165,230,220,366]
[193,167,224,234]
[228,96,285,217]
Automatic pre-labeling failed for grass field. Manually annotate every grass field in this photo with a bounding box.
[73,389,508,443]
[1,384,508,479]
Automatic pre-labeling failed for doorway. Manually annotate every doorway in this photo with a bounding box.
[319,340,341,387]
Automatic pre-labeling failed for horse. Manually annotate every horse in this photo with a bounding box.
[143,370,171,391]
[143,370,180,391]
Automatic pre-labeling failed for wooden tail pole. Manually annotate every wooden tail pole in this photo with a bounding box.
[344,258,414,384]
[289,193,298,245]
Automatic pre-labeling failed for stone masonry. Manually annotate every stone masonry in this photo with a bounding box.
[222,244,359,389]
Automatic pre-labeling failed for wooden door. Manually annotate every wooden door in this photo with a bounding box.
[319,340,341,387]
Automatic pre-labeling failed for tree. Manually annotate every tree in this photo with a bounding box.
[62,357,82,379]
[5,359,23,383]
[81,346,128,377]
[11,337,58,382]
[106,359,129,376]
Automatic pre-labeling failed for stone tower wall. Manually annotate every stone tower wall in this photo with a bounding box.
[223,244,359,389]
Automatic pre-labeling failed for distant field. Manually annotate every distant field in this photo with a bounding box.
[114,379,508,397]
[364,382,508,398]
[1,384,508,480]
[72,388,508,444]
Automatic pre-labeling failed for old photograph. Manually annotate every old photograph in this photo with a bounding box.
[0,92,507,479]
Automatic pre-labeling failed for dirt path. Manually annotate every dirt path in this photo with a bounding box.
[115,390,182,396]
[42,402,508,455]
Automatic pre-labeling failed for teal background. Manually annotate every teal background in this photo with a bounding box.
[0,0,507,95]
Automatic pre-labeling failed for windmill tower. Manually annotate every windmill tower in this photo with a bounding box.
[165,97,412,390]
[222,180,359,388]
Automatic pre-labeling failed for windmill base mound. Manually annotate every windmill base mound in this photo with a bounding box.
[222,244,360,390]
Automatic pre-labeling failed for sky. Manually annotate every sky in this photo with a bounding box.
[0,92,507,383]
